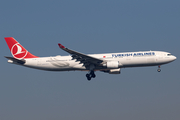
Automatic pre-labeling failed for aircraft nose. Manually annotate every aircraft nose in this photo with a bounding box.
[173,56,177,60]
[167,55,177,63]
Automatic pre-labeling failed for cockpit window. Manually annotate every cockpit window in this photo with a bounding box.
[167,54,172,56]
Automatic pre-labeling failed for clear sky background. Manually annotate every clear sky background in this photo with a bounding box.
[0,0,180,120]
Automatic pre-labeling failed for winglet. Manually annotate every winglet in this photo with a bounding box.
[58,43,65,49]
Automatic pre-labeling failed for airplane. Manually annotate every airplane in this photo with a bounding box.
[4,37,177,81]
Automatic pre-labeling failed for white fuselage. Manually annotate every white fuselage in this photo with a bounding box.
[12,51,176,71]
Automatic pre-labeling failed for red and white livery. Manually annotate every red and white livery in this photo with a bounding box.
[4,37,177,81]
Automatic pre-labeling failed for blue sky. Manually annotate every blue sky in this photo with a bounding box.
[0,0,180,120]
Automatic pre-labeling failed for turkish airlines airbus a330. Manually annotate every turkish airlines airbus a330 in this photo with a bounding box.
[4,37,176,81]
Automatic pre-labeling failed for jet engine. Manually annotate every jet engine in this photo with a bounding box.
[103,61,119,68]
[102,68,121,74]
[109,68,121,74]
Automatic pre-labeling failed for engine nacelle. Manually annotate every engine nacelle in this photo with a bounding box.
[105,61,119,68]
[109,68,121,74]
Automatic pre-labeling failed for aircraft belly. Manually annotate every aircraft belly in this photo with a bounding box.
[120,57,158,67]
[24,59,86,71]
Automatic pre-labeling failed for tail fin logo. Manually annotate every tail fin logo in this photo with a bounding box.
[11,43,28,59]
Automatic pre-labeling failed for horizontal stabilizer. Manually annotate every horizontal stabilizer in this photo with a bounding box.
[5,56,26,64]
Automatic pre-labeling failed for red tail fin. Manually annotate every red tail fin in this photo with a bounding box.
[4,37,38,59]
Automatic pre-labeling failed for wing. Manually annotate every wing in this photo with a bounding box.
[58,43,104,66]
